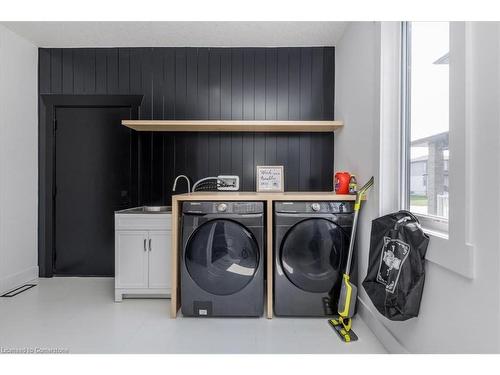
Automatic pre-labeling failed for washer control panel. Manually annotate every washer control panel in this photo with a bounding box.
[183,201,264,214]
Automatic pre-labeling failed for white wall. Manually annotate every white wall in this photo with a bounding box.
[0,25,38,293]
[335,21,500,353]
[334,25,382,346]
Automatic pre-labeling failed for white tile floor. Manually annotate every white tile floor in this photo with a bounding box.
[0,278,387,354]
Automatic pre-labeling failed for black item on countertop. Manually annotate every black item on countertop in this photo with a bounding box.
[192,180,218,191]
[362,211,429,321]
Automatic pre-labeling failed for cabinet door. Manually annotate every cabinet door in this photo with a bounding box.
[148,230,172,289]
[115,231,149,289]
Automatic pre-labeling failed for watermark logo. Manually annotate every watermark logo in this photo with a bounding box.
[0,347,69,354]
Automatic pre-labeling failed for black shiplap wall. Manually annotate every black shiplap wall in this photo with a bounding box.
[39,47,335,205]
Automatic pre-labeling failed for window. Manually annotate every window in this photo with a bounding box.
[401,21,450,233]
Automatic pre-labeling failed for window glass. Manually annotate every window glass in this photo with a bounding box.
[408,22,449,220]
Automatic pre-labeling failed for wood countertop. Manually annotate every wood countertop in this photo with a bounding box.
[172,191,357,201]
[170,191,360,319]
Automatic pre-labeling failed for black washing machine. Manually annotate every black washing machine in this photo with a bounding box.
[274,201,356,317]
[181,201,264,317]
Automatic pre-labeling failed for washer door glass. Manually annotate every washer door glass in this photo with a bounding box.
[185,219,259,296]
[280,218,349,293]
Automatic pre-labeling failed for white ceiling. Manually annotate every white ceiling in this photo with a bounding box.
[0,21,348,48]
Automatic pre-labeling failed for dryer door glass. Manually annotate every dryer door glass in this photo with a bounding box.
[185,219,259,296]
[280,218,349,293]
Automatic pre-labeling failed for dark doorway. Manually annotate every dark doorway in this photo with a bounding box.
[39,95,143,277]
[54,107,132,276]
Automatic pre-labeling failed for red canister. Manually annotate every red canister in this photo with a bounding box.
[334,171,351,194]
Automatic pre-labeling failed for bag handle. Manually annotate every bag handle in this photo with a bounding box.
[397,210,420,223]
[393,210,423,231]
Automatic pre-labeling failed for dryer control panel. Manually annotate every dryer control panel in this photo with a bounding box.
[274,201,354,214]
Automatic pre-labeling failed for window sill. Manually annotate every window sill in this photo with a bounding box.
[415,213,449,234]
[422,229,474,279]
[423,227,449,240]
[413,217,474,278]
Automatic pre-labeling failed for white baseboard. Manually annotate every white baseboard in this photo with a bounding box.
[0,266,38,295]
[357,296,409,354]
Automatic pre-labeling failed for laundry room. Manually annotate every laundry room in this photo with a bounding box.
[1,1,500,372]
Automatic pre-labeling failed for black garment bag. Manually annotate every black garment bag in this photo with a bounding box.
[362,211,429,321]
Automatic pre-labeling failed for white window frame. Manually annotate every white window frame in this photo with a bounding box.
[400,21,449,235]
[379,22,474,278]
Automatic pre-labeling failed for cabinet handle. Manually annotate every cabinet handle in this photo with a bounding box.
[143,238,147,251]
[149,238,152,251]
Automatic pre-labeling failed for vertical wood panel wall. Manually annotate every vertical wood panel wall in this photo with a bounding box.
[39,47,335,205]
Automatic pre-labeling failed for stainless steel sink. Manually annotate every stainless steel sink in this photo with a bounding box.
[116,206,172,214]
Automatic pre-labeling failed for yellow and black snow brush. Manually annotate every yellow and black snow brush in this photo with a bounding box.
[329,176,374,343]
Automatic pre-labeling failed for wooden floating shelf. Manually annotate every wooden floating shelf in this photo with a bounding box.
[121,120,343,132]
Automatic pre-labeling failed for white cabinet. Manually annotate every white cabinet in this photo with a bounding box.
[114,212,171,302]
[115,231,149,289]
[148,231,172,289]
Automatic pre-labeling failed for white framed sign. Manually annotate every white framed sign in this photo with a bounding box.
[256,165,284,192]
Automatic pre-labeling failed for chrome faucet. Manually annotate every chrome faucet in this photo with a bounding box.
[172,175,191,193]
